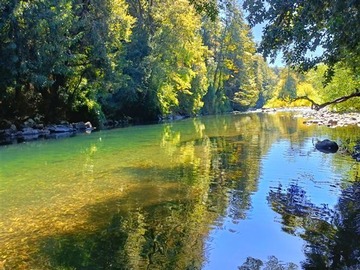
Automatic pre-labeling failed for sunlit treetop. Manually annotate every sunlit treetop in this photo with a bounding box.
[242,0,360,80]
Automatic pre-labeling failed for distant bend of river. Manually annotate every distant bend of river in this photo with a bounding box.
[0,112,359,269]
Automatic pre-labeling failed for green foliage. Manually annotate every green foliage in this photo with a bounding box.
[278,70,297,100]
[0,0,284,125]
[305,64,360,112]
[99,0,159,122]
[0,0,134,124]
[201,1,266,114]
[188,0,219,21]
[243,0,360,78]
[150,0,210,117]
[240,0,360,111]
[1,0,359,125]
[222,3,258,111]
[252,55,277,108]
[265,63,360,111]
[265,67,325,108]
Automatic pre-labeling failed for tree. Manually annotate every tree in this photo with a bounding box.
[252,54,277,108]
[0,0,76,121]
[148,0,209,117]
[278,68,298,100]
[201,1,260,113]
[100,0,155,122]
[64,0,134,124]
[265,67,304,108]
[242,0,360,78]
[201,14,230,114]
[239,0,360,111]
[303,64,360,111]
[221,2,258,111]
[188,0,219,21]
[0,0,134,125]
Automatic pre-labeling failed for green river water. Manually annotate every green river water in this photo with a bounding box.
[0,112,359,269]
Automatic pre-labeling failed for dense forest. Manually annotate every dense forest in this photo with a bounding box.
[0,0,359,128]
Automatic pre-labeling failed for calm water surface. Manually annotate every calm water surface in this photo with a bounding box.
[0,112,359,269]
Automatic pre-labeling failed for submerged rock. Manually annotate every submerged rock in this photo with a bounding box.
[353,153,360,162]
[352,143,360,162]
[315,139,339,154]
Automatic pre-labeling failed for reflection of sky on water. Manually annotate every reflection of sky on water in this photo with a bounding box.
[204,137,349,269]
[2,113,358,269]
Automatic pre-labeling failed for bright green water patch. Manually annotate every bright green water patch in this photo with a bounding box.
[0,112,359,269]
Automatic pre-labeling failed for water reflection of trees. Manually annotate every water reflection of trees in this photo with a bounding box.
[4,112,325,269]
[238,255,299,270]
[41,199,211,269]
[31,113,281,269]
[267,182,360,269]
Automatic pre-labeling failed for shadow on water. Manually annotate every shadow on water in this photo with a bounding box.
[37,193,207,270]
[40,214,129,270]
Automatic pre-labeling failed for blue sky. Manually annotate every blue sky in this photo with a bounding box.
[249,20,324,68]
[251,22,285,67]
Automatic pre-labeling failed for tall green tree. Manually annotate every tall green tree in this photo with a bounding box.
[202,1,259,113]
[278,68,298,99]
[64,0,134,124]
[252,55,277,108]
[150,0,209,117]
[0,0,77,121]
[222,2,258,111]
[0,0,134,125]
[200,15,227,114]
[101,0,158,122]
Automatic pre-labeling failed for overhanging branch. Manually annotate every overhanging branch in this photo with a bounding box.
[292,88,360,110]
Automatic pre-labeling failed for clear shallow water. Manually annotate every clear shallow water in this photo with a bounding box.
[0,112,359,269]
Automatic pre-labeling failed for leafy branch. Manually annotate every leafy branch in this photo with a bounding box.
[293,88,360,110]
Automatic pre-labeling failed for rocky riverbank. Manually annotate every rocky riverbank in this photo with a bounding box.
[2,107,360,147]
[300,109,360,162]
[262,107,360,162]
[297,109,360,128]
[252,107,360,162]
[0,118,94,146]
[0,116,135,146]
[259,107,360,128]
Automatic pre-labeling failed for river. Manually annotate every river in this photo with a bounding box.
[0,112,359,269]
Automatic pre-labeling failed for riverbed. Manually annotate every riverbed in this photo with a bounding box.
[0,112,359,269]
